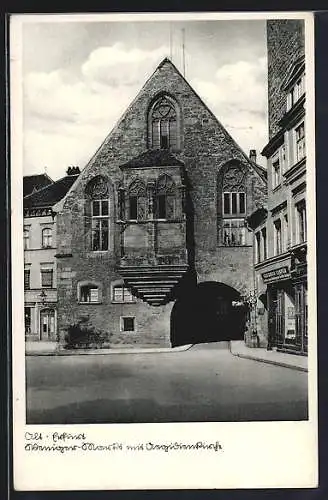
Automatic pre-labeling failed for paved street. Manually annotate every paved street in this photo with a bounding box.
[26,342,308,424]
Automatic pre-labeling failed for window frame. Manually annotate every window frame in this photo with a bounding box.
[222,192,246,216]
[222,218,247,247]
[272,155,281,190]
[112,284,135,304]
[273,219,282,256]
[149,95,180,151]
[23,228,30,250]
[120,316,136,333]
[41,227,53,248]
[40,268,53,289]
[295,200,307,244]
[294,121,306,163]
[24,269,30,290]
[91,199,110,252]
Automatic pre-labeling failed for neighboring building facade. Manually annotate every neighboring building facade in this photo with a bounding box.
[54,58,267,348]
[23,168,80,341]
[249,20,307,354]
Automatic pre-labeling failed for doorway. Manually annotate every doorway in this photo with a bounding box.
[40,309,55,341]
[170,281,246,347]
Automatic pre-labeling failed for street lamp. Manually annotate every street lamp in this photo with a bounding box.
[39,289,47,305]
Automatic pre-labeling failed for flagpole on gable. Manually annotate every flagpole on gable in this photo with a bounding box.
[169,23,173,61]
[182,28,186,77]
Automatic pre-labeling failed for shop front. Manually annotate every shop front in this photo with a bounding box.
[262,258,307,355]
[290,243,308,354]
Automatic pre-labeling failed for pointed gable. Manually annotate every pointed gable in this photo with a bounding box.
[57,57,265,212]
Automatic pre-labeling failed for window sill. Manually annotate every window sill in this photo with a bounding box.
[78,301,102,305]
[112,301,136,304]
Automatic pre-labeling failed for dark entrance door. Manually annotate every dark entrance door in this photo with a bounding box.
[171,281,245,346]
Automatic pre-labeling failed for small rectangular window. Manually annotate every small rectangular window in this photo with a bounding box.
[121,316,135,332]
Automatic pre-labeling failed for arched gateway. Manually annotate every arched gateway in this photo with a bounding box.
[170,281,246,347]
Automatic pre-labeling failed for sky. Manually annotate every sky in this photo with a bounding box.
[21,17,268,180]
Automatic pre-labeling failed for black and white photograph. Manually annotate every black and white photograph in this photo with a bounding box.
[10,11,317,491]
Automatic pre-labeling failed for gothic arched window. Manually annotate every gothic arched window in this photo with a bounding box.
[155,174,176,220]
[127,179,147,221]
[149,96,178,150]
[220,165,247,247]
[85,176,110,252]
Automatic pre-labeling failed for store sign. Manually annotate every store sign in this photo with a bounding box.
[262,266,289,282]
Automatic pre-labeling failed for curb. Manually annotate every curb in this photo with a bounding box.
[26,343,193,356]
[229,349,308,372]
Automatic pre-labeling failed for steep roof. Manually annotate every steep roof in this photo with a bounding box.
[120,149,184,169]
[23,173,53,197]
[24,174,79,209]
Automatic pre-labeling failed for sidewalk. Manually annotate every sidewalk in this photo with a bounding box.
[230,341,308,372]
[25,341,192,356]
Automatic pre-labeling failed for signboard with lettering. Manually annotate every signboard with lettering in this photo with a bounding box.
[262,266,289,283]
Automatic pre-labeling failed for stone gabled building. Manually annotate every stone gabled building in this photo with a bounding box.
[53,57,267,348]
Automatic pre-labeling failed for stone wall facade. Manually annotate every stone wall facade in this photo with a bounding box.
[267,19,305,138]
[54,58,267,347]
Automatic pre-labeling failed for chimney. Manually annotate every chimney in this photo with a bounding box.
[66,166,80,176]
[249,149,257,163]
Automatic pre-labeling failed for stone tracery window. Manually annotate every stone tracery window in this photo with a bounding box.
[85,176,110,252]
[155,174,176,220]
[220,165,247,246]
[127,178,147,220]
[149,96,178,150]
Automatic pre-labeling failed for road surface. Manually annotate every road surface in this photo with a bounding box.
[26,341,308,424]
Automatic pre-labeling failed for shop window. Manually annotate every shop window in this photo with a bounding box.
[296,200,307,243]
[149,96,178,150]
[24,269,30,290]
[222,219,246,246]
[112,284,135,303]
[79,285,100,303]
[23,228,30,250]
[42,227,52,248]
[295,122,306,163]
[41,269,53,288]
[223,192,246,216]
[274,219,282,255]
[121,316,135,332]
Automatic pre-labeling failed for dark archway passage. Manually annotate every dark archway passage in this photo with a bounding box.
[170,281,246,347]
